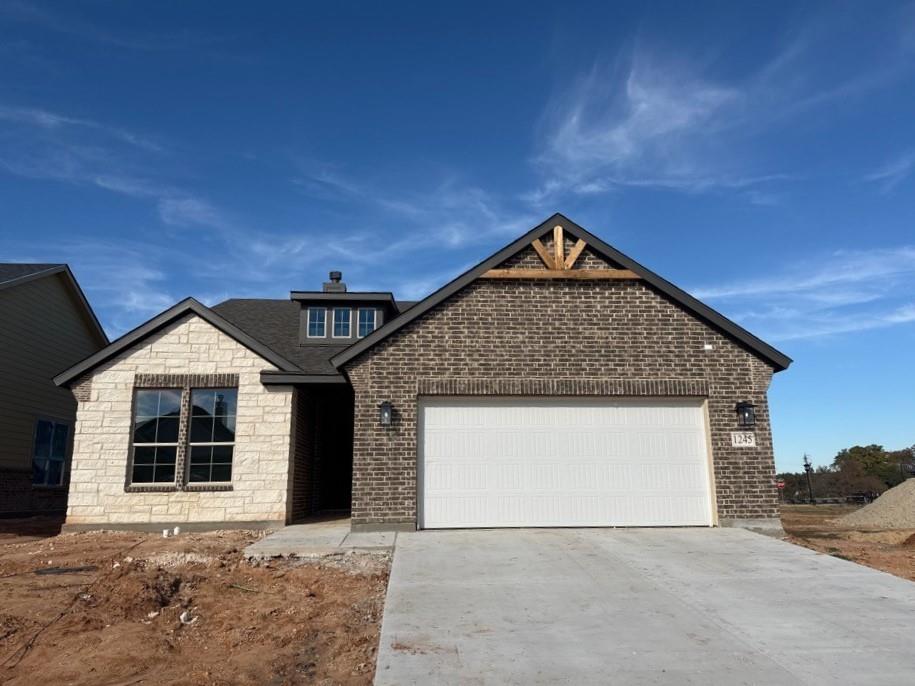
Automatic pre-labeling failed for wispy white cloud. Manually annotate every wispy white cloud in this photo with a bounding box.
[0,104,163,151]
[529,11,915,205]
[533,54,740,196]
[0,107,235,234]
[693,246,915,341]
[1,239,179,337]
[862,152,915,194]
[294,163,536,244]
[0,0,222,52]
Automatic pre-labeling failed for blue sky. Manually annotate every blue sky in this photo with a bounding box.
[2,1,915,472]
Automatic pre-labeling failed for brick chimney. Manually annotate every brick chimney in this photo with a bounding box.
[322,270,346,293]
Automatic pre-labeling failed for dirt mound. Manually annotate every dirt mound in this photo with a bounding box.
[839,479,915,529]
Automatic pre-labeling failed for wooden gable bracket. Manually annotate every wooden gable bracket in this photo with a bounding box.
[483,225,641,280]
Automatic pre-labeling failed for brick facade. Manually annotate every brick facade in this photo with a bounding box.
[344,243,781,530]
[66,314,294,526]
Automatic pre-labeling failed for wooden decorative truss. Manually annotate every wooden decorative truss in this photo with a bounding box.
[482,225,640,280]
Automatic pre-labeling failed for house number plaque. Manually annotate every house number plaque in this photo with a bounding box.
[731,432,757,448]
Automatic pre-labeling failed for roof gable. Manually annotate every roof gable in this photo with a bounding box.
[0,263,107,346]
[331,213,792,371]
[54,297,300,387]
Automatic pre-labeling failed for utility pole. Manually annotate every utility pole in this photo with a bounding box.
[803,454,815,505]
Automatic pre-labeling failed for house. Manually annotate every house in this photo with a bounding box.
[0,264,108,516]
[54,214,791,532]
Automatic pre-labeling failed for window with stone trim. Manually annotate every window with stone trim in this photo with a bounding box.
[131,389,181,484]
[188,388,237,483]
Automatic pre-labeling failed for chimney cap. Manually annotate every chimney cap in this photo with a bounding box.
[329,270,342,283]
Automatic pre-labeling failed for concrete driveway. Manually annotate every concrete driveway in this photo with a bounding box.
[375,528,915,685]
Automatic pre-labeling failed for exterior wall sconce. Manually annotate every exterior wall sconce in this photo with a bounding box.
[379,401,393,427]
[735,401,756,428]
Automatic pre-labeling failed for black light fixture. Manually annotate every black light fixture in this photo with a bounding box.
[735,401,756,428]
[379,401,393,427]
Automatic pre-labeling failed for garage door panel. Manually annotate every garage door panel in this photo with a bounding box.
[419,397,713,528]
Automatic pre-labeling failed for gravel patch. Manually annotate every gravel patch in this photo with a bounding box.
[839,479,915,529]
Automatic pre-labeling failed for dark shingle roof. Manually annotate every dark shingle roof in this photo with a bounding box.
[211,298,350,375]
[0,263,63,285]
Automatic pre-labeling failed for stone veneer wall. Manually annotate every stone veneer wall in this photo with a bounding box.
[344,266,781,529]
[66,314,294,526]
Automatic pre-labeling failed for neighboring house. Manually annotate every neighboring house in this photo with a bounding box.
[54,214,792,533]
[0,264,108,516]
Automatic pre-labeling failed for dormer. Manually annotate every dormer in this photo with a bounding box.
[291,272,402,345]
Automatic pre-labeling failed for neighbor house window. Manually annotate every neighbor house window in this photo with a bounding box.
[332,307,351,337]
[188,388,237,483]
[32,419,69,486]
[131,389,181,484]
[307,307,326,338]
[357,308,377,337]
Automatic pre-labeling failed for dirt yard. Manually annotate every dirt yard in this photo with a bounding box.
[0,519,389,685]
[782,504,915,582]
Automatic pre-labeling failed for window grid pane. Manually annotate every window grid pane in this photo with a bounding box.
[307,308,326,337]
[131,389,181,484]
[188,388,237,483]
[358,308,376,337]
[333,308,351,337]
[131,446,177,483]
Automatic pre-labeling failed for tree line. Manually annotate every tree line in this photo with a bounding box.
[777,444,915,502]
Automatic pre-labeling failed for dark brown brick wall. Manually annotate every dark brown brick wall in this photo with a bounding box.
[344,259,781,528]
[290,388,320,519]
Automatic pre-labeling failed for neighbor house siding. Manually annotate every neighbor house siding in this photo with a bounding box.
[0,273,105,515]
[66,314,294,526]
[344,255,779,529]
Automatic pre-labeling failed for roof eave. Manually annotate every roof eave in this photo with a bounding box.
[289,291,396,302]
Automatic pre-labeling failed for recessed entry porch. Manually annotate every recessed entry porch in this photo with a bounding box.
[289,383,354,522]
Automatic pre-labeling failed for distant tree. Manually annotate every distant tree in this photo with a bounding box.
[833,445,888,473]
[831,459,885,495]
[779,443,912,502]
[833,444,914,489]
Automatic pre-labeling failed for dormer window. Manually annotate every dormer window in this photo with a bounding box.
[307,307,327,338]
[332,307,351,338]
[358,308,378,337]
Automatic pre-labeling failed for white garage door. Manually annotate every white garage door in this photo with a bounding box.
[419,397,714,529]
